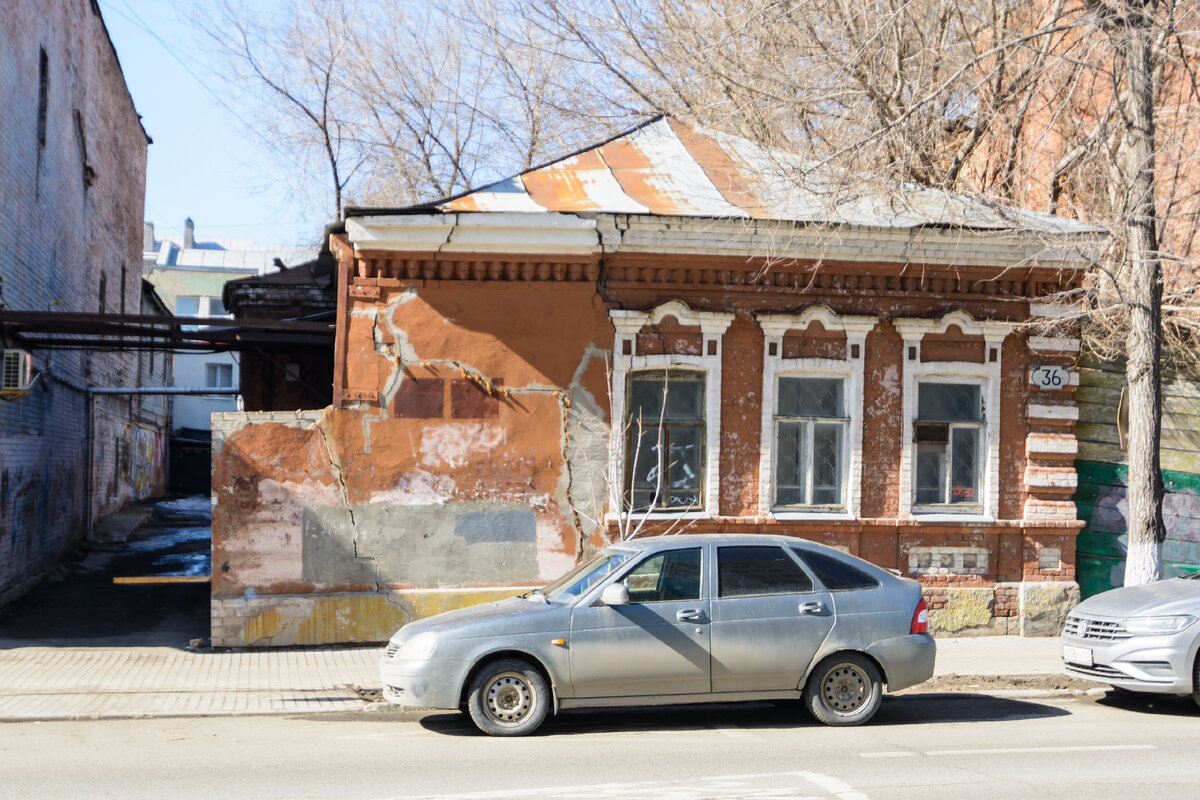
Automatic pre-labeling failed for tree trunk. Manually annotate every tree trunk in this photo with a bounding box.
[1119,1,1166,586]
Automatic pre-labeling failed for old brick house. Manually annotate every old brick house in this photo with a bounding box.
[211,117,1101,645]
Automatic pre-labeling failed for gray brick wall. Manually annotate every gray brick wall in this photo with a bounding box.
[0,0,156,602]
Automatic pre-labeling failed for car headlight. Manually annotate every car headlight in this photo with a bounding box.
[395,631,438,660]
[1122,615,1197,635]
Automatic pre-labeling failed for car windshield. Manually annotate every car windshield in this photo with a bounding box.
[541,549,636,604]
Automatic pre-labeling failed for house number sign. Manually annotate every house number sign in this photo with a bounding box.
[1032,365,1071,390]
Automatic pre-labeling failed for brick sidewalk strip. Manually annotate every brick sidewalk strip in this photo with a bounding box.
[0,647,381,721]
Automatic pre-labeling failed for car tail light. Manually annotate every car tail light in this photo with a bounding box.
[910,599,929,634]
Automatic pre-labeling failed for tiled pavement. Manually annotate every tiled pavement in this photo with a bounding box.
[0,636,1067,722]
[0,645,381,721]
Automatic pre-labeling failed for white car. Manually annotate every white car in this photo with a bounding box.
[1061,572,1200,704]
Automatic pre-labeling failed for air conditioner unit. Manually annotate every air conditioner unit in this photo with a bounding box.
[2,349,33,391]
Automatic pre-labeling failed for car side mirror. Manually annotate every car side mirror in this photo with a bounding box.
[600,583,630,606]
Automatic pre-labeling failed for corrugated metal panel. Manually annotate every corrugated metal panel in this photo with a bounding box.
[436,117,1101,235]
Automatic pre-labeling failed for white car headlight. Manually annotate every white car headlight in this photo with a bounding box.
[1122,615,1197,635]
[395,631,438,660]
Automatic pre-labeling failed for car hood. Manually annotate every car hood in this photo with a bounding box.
[1073,578,1200,619]
[392,596,568,642]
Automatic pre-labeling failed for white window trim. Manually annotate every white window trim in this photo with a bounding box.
[610,301,733,519]
[895,311,1011,522]
[757,306,876,520]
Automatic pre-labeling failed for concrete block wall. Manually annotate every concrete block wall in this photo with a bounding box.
[0,0,153,604]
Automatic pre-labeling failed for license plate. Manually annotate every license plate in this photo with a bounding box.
[1063,645,1093,666]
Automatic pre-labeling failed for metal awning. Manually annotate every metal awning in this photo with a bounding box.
[0,310,334,352]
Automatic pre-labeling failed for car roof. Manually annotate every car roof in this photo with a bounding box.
[611,533,829,550]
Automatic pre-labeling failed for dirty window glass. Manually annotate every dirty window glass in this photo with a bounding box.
[793,549,881,592]
[914,382,983,506]
[543,550,635,603]
[775,377,847,508]
[626,371,705,511]
[621,548,701,602]
[718,546,814,597]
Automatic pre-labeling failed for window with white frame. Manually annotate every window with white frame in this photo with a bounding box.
[757,308,876,518]
[895,311,1010,520]
[625,370,706,512]
[774,376,847,508]
[913,381,984,507]
[205,363,233,389]
[610,301,733,517]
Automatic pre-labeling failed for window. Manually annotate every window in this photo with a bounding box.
[205,363,233,389]
[176,296,200,331]
[626,370,704,512]
[793,549,881,591]
[913,382,983,507]
[207,297,228,316]
[775,377,847,507]
[757,307,876,518]
[718,546,814,597]
[620,548,701,602]
[611,302,732,517]
[895,311,1009,520]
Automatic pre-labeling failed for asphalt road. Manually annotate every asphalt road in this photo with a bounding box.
[1,691,1195,800]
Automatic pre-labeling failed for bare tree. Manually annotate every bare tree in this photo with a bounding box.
[206,0,365,221]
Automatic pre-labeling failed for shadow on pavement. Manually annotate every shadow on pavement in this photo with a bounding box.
[414,693,1069,737]
[0,496,211,649]
[1092,689,1200,717]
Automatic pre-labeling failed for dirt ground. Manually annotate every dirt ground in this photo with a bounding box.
[901,673,1102,694]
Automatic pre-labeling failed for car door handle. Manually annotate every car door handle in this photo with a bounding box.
[676,609,708,623]
[798,601,830,616]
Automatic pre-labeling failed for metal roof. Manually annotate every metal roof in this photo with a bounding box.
[433,117,1100,236]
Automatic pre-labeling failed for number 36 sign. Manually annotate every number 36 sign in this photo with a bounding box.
[1031,365,1071,390]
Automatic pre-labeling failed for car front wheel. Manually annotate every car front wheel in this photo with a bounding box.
[466,658,549,736]
[1193,654,1200,709]
[804,652,883,726]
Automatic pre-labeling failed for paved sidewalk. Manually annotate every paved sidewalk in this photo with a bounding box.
[0,645,380,721]
[0,635,1066,722]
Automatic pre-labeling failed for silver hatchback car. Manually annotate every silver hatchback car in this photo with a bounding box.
[1061,572,1200,704]
[380,534,935,735]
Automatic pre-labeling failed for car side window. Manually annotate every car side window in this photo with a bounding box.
[718,546,814,597]
[793,548,881,591]
[621,548,702,602]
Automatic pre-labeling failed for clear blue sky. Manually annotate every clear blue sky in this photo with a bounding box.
[100,0,328,247]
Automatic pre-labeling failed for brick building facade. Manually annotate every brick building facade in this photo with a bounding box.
[210,118,1102,645]
[0,0,163,605]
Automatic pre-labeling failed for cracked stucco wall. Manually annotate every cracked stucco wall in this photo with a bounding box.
[210,283,614,646]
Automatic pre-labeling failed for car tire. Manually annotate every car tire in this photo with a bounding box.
[804,652,883,727]
[466,658,549,737]
[1193,654,1200,709]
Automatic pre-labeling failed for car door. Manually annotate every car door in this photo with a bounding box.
[568,545,711,698]
[709,544,835,693]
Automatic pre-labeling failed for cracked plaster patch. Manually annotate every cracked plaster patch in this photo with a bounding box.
[420,423,505,468]
[370,470,456,505]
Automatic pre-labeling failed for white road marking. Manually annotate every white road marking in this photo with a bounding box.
[860,744,1155,759]
[924,744,1156,757]
[387,769,870,800]
[860,752,919,758]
